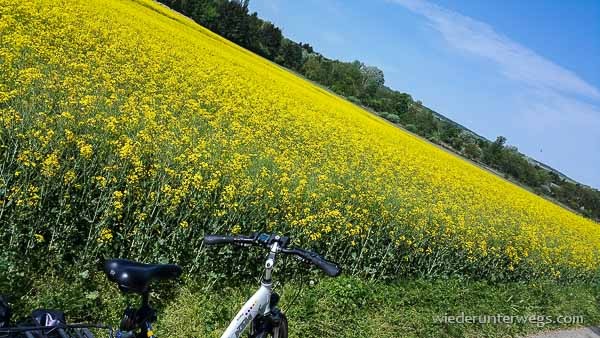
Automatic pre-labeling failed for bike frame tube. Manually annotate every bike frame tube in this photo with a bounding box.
[220,242,279,338]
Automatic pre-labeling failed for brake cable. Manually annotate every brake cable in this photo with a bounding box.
[282,258,305,313]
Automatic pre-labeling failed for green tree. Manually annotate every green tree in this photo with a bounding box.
[256,20,282,59]
[483,136,507,165]
[300,42,314,53]
[190,0,219,29]
[385,113,400,124]
[440,124,461,146]
[301,55,323,81]
[276,38,303,69]
[327,61,362,97]
[358,63,384,99]
[214,0,251,46]
[463,141,482,160]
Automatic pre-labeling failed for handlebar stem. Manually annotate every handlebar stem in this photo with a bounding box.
[263,242,279,282]
[204,232,341,277]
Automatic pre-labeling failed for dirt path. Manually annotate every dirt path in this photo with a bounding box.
[527,327,600,338]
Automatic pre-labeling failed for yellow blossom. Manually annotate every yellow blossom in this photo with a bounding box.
[1,0,599,283]
[79,142,93,159]
[98,228,113,243]
[41,153,59,177]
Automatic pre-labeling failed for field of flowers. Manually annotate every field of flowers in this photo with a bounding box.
[1,0,599,283]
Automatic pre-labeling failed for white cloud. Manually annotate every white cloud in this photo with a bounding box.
[391,0,600,187]
[521,90,600,130]
[392,0,600,100]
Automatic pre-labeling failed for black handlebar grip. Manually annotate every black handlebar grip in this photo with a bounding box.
[203,235,235,245]
[293,249,341,277]
[204,234,257,246]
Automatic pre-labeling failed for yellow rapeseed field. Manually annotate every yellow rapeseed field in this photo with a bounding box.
[1,0,599,281]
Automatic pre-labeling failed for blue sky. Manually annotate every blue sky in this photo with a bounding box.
[249,0,600,188]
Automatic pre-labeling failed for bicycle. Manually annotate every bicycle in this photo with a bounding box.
[0,259,182,338]
[203,232,341,338]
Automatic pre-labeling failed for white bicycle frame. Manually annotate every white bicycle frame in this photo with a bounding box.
[220,242,280,338]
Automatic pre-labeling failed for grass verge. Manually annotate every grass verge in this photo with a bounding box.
[7,274,598,338]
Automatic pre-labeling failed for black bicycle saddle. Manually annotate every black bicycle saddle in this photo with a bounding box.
[103,259,182,294]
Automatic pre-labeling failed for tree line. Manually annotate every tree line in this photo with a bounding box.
[158,0,600,221]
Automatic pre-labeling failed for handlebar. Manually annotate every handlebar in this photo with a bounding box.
[281,248,341,277]
[203,234,255,245]
[203,233,341,277]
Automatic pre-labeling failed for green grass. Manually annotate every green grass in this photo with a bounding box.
[7,272,599,338]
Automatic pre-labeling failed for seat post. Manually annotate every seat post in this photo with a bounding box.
[139,291,155,321]
[136,291,156,338]
[141,292,150,308]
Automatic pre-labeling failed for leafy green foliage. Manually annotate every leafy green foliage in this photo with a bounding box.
[276,38,303,69]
